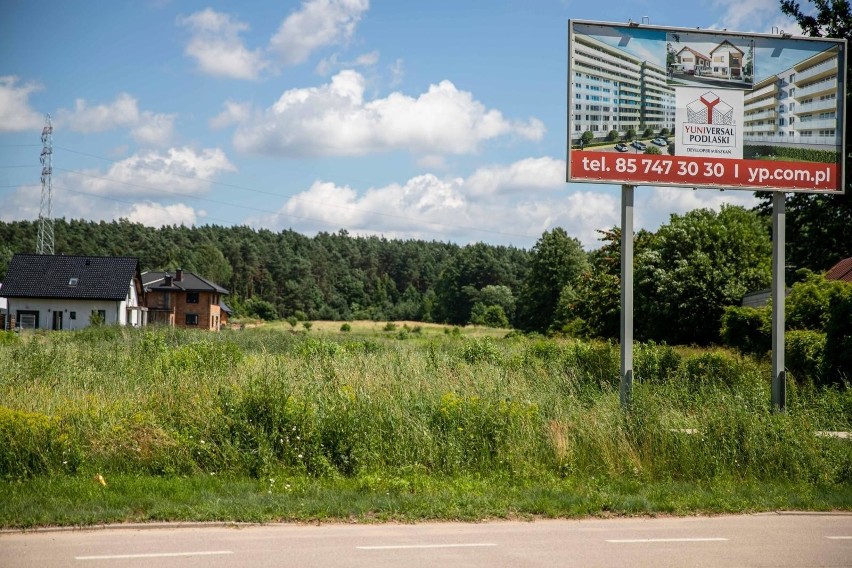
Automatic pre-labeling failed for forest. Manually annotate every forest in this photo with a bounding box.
[1,197,848,354]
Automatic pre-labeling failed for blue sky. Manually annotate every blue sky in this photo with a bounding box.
[0,0,803,249]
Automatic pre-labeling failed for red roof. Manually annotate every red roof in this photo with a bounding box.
[825,257,852,282]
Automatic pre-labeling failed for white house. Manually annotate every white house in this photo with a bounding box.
[0,254,147,330]
[709,40,744,79]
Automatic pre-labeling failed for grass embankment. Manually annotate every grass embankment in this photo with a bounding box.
[0,325,850,528]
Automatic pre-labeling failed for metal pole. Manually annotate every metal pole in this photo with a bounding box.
[620,185,634,410]
[771,192,786,411]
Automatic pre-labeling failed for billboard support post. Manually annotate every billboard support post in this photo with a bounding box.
[771,192,786,411]
[620,184,634,410]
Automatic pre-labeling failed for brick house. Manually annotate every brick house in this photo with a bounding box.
[142,269,228,331]
[0,253,147,330]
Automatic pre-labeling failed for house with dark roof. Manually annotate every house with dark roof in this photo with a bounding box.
[0,254,147,331]
[142,269,228,331]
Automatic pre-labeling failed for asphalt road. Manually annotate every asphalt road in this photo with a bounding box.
[2,513,851,567]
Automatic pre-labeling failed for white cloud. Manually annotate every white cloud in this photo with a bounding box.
[246,157,763,248]
[210,101,253,129]
[126,201,200,227]
[316,50,379,75]
[269,0,370,66]
[131,111,176,146]
[389,58,404,86]
[232,70,546,157]
[637,186,759,231]
[465,157,565,197]
[70,146,236,198]
[56,93,175,146]
[57,93,140,133]
[178,8,269,80]
[0,76,43,132]
[0,182,202,230]
[709,0,802,34]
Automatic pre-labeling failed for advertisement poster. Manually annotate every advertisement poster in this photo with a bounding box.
[567,21,846,193]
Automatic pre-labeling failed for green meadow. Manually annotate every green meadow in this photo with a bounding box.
[1,325,850,528]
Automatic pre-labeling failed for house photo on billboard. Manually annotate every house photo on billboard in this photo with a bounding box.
[667,32,754,88]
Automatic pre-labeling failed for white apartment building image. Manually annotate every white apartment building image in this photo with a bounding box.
[743,45,841,149]
[571,32,676,142]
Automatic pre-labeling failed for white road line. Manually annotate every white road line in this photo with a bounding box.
[357,543,497,550]
[75,551,233,560]
[826,536,852,540]
[607,538,728,543]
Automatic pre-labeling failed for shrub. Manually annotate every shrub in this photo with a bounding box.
[383,322,397,332]
[0,407,74,479]
[644,146,661,155]
[825,284,852,384]
[340,323,352,332]
[244,298,278,321]
[606,129,619,141]
[721,306,770,356]
[786,330,826,384]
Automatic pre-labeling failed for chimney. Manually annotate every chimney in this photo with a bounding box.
[176,268,183,282]
[164,273,173,287]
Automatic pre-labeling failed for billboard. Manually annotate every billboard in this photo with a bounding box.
[567,20,847,193]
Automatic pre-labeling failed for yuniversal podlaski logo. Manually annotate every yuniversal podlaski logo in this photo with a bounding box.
[676,87,744,158]
[684,92,736,146]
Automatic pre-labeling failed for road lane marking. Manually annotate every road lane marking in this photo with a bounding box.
[607,538,728,543]
[357,543,497,550]
[76,551,233,560]
[826,536,852,540]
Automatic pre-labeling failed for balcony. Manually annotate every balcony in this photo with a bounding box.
[796,118,838,130]
[744,123,778,134]
[747,82,779,99]
[795,57,838,83]
[795,98,837,114]
[573,51,640,81]
[744,109,777,122]
[796,78,837,99]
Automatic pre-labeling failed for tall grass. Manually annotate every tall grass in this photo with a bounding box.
[0,327,849,486]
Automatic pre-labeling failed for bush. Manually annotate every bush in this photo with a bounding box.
[644,146,661,155]
[786,330,826,384]
[244,298,278,321]
[0,407,73,479]
[721,306,770,356]
[606,129,619,141]
[340,323,352,332]
[825,284,852,384]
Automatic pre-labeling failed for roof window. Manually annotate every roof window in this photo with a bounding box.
[68,277,79,286]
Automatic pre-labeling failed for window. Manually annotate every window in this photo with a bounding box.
[68,278,79,286]
[186,292,199,304]
[70,311,76,320]
[186,313,199,326]
[17,311,38,329]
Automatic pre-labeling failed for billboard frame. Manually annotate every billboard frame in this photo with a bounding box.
[567,19,847,194]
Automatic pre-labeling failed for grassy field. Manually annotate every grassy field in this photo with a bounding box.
[1,324,850,528]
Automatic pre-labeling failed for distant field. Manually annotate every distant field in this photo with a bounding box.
[0,325,850,528]
[259,319,509,337]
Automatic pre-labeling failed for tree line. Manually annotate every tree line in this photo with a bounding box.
[1,200,837,347]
